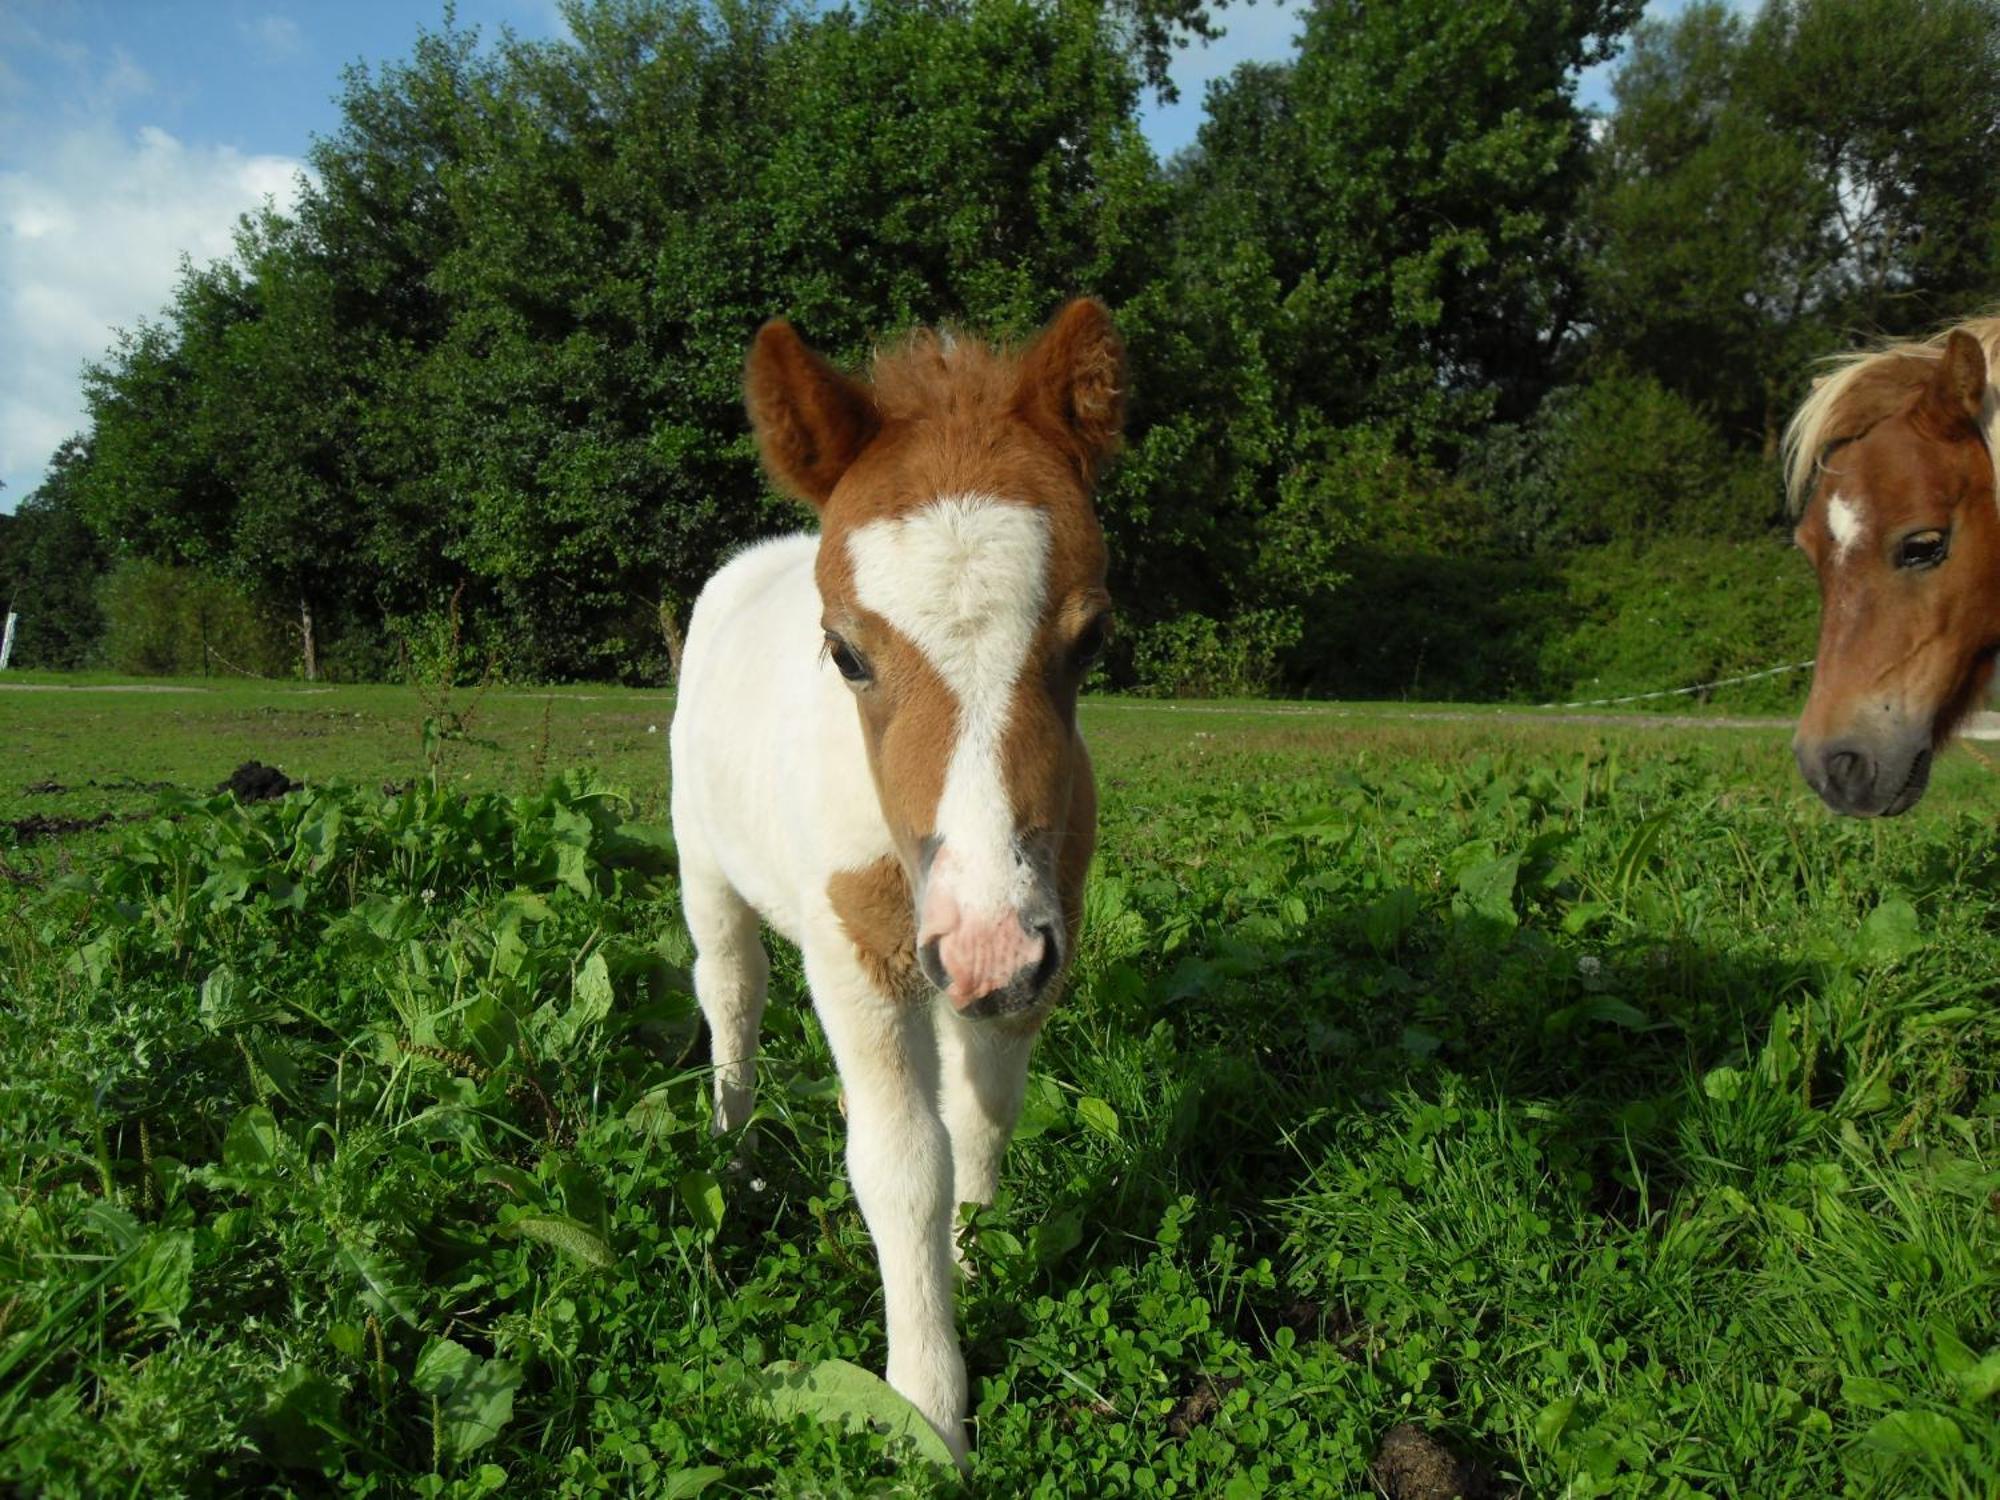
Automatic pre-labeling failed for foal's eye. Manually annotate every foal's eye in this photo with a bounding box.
[1896,530,1949,570]
[825,634,871,684]
[1071,613,1111,669]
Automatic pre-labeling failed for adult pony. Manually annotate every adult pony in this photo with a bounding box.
[670,299,1122,1460]
[1786,314,2000,816]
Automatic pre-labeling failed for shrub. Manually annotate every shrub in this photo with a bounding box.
[96,560,293,677]
[1472,373,1778,553]
[1129,608,1303,698]
[1538,535,1819,710]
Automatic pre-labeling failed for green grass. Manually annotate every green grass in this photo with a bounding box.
[1,678,1996,1496]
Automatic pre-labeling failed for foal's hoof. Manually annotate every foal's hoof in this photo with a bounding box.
[718,1126,762,1174]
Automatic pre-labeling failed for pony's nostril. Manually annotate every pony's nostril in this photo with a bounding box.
[1824,748,1873,801]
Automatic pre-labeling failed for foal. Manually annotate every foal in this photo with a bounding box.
[1786,315,2000,815]
[670,299,1122,1459]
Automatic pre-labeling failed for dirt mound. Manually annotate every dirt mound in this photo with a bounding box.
[219,762,298,803]
[1369,1422,1493,1500]
[1164,1375,1241,1439]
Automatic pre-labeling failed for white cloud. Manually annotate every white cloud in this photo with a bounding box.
[0,123,309,503]
[244,15,305,61]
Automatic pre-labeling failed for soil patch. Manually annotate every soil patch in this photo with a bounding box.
[220,761,299,803]
[1369,1422,1493,1500]
[1164,1374,1241,1439]
[4,811,126,843]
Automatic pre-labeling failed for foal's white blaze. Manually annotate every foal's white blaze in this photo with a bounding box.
[1827,492,1866,561]
[847,494,1051,999]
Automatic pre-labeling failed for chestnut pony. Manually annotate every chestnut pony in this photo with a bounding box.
[669,300,1121,1460]
[1786,314,2000,816]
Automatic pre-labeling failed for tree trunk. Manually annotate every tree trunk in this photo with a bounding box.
[300,596,318,683]
[658,600,685,684]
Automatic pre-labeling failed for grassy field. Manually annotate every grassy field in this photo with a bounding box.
[2,677,1996,1496]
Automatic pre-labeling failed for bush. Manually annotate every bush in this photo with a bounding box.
[1300,549,1572,700]
[1129,608,1302,698]
[1538,535,1819,711]
[96,560,294,678]
[1472,373,1778,553]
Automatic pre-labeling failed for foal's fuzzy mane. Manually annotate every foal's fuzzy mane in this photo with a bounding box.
[1783,312,2000,515]
[866,327,1025,424]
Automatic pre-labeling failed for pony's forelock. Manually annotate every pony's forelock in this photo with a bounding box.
[1783,311,2000,517]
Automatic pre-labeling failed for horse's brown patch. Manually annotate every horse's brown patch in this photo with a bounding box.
[827,856,923,998]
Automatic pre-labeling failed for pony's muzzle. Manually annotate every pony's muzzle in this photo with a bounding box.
[914,834,1065,1015]
[919,916,1060,1017]
[1795,734,1932,817]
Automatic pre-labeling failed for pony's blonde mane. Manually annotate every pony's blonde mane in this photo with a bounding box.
[1783,311,2000,515]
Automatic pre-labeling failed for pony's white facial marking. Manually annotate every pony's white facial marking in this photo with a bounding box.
[846,495,1051,927]
[1826,492,1866,561]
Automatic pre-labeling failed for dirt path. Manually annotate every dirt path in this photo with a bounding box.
[0,682,211,693]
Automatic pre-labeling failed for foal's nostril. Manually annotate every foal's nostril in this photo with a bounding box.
[1028,923,1060,995]
[918,937,949,992]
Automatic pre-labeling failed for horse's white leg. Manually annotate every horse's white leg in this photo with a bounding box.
[804,943,967,1463]
[681,852,769,1135]
[934,999,1038,1218]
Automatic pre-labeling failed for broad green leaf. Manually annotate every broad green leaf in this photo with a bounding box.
[510,1213,614,1271]
[338,1244,419,1327]
[761,1358,956,1470]
[256,1364,343,1469]
[1854,898,1922,968]
[126,1230,194,1324]
[1935,1328,2000,1403]
[1701,1066,1745,1102]
[554,841,593,896]
[1531,1394,1576,1449]
[223,1105,284,1177]
[1012,1075,1068,1141]
[1860,1409,1962,1459]
[1840,1374,1904,1410]
[1032,1208,1084,1266]
[413,1337,523,1460]
[199,966,258,1030]
[660,1468,726,1498]
[1611,813,1670,897]
[1454,852,1520,930]
[1359,886,1420,955]
[679,1169,725,1237]
[1076,1096,1120,1141]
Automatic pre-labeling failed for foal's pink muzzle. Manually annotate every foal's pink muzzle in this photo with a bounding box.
[915,848,1062,1016]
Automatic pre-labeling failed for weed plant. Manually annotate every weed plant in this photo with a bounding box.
[1,728,1995,1495]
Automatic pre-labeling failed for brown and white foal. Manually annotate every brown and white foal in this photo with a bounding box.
[669,300,1121,1459]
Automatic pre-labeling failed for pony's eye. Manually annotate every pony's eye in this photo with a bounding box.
[1896,530,1949,570]
[825,635,871,683]
[1071,614,1111,668]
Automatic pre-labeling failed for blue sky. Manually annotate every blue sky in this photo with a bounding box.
[0,1,1635,512]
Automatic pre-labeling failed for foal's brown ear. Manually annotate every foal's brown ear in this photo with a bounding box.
[745,321,880,507]
[1014,298,1126,478]
[1918,329,1987,438]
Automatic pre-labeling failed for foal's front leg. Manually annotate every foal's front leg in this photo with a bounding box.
[803,943,967,1462]
[934,999,1040,1221]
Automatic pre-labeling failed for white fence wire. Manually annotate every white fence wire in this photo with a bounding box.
[1539,659,1815,710]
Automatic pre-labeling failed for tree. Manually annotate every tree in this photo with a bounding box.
[1583,0,2000,453]
[1,439,109,669]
